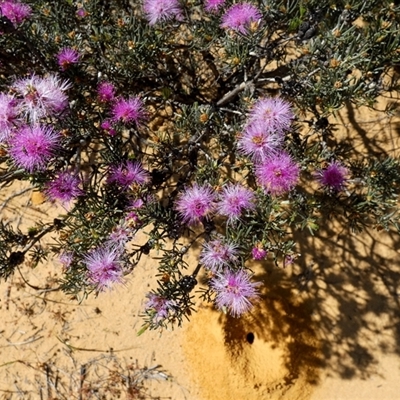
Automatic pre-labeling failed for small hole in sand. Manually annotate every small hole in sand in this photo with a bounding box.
[246,332,255,344]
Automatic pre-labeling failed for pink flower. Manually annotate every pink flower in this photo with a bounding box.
[145,293,176,324]
[200,237,239,272]
[237,121,284,161]
[175,183,216,225]
[84,245,124,291]
[100,119,117,136]
[0,0,31,26]
[251,244,267,260]
[216,183,256,223]
[0,93,19,142]
[255,151,300,195]
[111,97,146,126]
[143,0,183,25]
[315,161,348,192]
[248,97,294,133]
[59,251,74,269]
[107,160,150,190]
[221,3,262,35]
[9,125,61,172]
[76,7,87,18]
[211,269,261,317]
[45,171,83,206]
[97,82,116,103]
[56,47,80,71]
[12,74,71,122]
[204,0,225,12]
[107,221,135,249]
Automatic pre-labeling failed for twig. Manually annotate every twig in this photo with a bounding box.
[56,336,138,353]
[0,187,32,214]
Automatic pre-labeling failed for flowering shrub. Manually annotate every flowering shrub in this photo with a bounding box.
[0,0,400,332]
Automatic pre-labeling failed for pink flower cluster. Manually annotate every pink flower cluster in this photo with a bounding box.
[56,47,80,71]
[0,74,71,173]
[143,0,183,25]
[220,3,262,35]
[175,182,255,225]
[142,0,262,36]
[95,81,147,136]
[237,96,300,196]
[0,0,31,27]
[83,245,125,291]
[106,160,150,191]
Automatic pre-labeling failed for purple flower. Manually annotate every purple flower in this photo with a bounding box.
[204,0,225,12]
[210,269,260,317]
[216,183,256,223]
[237,121,284,161]
[145,293,176,324]
[84,245,124,291]
[45,171,83,206]
[200,237,239,272]
[100,119,117,136]
[248,97,294,133]
[221,3,262,35]
[175,183,216,225]
[56,47,80,71]
[315,161,348,192]
[251,244,267,260]
[0,0,31,26]
[128,197,145,209]
[76,7,87,18]
[284,253,299,268]
[111,97,146,126]
[97,82,116,103]
[143,0,183,25]
[107,222,134,249]
[107,160,150,190]
[12,74,71,122]
[0,93,19,142]
[255,151,300,195]
[59,251,74,269]
[9,125,61,172]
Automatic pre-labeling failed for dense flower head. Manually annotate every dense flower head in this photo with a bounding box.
[107,160,150,190]
[221,3,262,35]
[56,47,80,71]
[107,221,135,249]
[0,0,31,26]
[175,183,216,225]
[84,245,124,291]
[216,183,256,223]
[143,0,183,25]
[111,96,146,126]
[0,93,19,142]
[204,0,225,12]
[76,7,87,18]
[251,244,267,260]
[255,151,300,195]
[248,97,294,133]
[12,74,71,122]
[145,293,176,324]
[9,125,61,172]
[200,237,239,272]
[45,171,83,206]
[100,119,116,136]
[315,161,348,192]
[237,121,284,161]
[210,269,261,317]
[97,81,116,103]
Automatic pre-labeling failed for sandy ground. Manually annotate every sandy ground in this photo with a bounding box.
[1,95,400,399]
